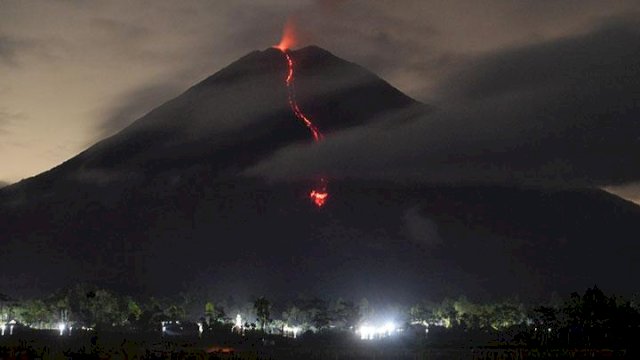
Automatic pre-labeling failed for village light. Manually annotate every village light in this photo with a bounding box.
[357,321,398,340]
[357,325,375,340]
[383,322,395,335]
[283,325,301,339]
[58,322,66,336]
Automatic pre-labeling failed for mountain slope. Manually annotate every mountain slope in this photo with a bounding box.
[0,46,639,301]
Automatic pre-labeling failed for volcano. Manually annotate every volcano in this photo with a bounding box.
[1,46,639,301]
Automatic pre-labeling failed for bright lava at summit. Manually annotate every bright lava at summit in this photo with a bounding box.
[274,29,329,207]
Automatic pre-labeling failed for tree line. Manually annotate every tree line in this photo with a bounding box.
[1,285,639,347]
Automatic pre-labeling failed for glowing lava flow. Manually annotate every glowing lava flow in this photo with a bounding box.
[276,48,329,207]
[282,52,322,142]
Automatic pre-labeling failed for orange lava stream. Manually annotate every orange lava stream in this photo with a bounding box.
[277,48,329,207]
[283,51,323,142]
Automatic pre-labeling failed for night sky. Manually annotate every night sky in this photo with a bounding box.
[1,0,639,204]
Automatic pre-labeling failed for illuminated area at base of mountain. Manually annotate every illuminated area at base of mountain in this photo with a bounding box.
[0,285,637,356]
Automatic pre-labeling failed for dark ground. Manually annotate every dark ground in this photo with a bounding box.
[0,329,635,360]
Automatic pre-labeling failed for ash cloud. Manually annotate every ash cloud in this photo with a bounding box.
[246,19,640,190]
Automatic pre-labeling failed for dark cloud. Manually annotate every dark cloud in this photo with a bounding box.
[438,18,640,101]
[246,19,640,189]
[294,1,640,101]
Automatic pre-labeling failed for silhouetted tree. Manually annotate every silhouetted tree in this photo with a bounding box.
[19,299,51,328]
[254,297,271,331]
[126,299,143,327]
[282,305,307,328]
[331,298,359,329]
[307,298,331,330]
[204,302,215,325]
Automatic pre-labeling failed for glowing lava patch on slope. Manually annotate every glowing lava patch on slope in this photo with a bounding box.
[309,179,329,207]
[274,26,329,207]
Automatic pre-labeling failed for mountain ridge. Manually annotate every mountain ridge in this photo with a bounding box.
[0,46,639,301]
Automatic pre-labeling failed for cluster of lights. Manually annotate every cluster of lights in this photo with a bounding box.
[231,314,244,334]
[356,322,398,340]
[283,324,301,338]
[1,320,17,336]
[235,314,242,328]
[58,322,67,336]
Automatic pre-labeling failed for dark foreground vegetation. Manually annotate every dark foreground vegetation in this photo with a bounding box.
[1,286,639,359]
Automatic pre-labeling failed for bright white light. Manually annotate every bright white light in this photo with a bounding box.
[9,325,13,335]
[58,322,66,336]
[283,325,301,339]
[1,323,5,336]
[357,321,397,340]
[235,314,242,328]
[358,325,375,340]
[198,322,203,335]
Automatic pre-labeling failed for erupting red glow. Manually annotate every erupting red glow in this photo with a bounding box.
[275,18,298,51]
[274,41,329,207]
